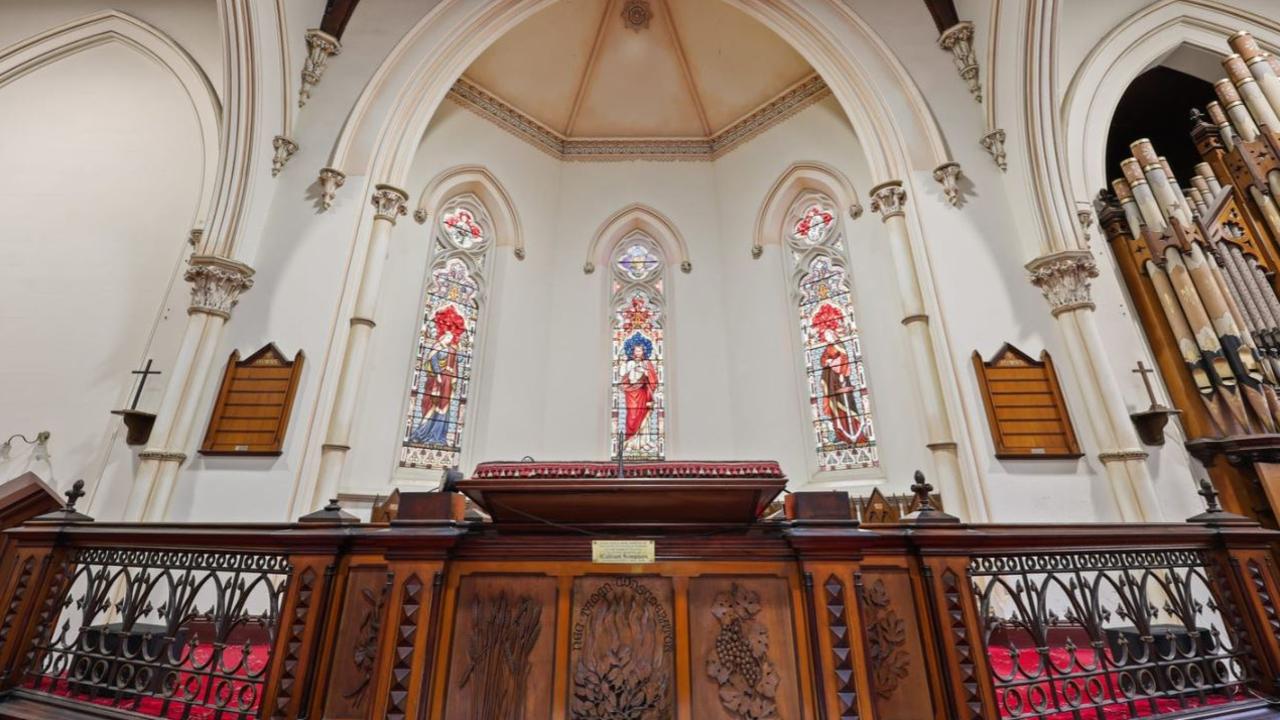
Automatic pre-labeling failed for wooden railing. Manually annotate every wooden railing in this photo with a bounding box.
[0,500,1277,719]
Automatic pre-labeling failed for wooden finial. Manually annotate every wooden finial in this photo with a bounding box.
[298,495,359,524]
[1197,478,1221,513]
[32,478,94,523]
[902,471,960,525]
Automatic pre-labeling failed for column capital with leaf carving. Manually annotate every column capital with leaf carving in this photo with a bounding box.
[186,255,255,319]
[1026,249,1099,316]
[371,184,409,224]
[869,180,907,221]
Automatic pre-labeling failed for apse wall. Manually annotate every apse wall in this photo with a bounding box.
[337,95,933,497]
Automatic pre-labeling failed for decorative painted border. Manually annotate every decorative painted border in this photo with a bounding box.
[447,73,831,162]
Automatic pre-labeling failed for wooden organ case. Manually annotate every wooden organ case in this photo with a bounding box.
[1097,30,1280,527]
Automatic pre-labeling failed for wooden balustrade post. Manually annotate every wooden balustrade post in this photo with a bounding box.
[0,539,65,694]
[261,552,343,719]
[1216,526,1280,693]
[917,553,999,720]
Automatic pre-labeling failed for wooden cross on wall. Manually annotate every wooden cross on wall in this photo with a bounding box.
[128,359,162,410]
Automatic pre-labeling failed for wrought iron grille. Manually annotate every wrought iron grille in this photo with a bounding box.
[969,549,1255,720]
[21,546,291,719]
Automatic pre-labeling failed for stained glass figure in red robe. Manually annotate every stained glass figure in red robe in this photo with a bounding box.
[621,332,658,450]
[410,304,466,446]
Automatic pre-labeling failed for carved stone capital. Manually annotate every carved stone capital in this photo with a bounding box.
[932,161,963,207]
[980,128,1007,172]
[186,255,255,319]
[1097,449,1149,463]
[939,21,981,103]
[318,167,345,210]
[1026,249,1099,316]
[868,181,908,221]
[371,184,409,224]
[271,135,298,177]
[300,28,340,108]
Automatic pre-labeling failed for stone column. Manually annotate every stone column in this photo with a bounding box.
[125,255,254,521]
[306,184,408,514]
[1026,250,1160,521]
[869,181,982,520]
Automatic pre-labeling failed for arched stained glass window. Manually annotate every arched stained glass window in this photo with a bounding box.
[399,201,492,470]
[787,197,877,471]
[610,234,666,460]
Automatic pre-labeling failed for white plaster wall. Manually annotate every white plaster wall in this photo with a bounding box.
[0,43,203,514]
[332,96,936,497]
[0,1,223,102]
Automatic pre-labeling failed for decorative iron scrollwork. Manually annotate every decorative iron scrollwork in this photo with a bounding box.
[970,549,1251,719]
[20,546,290,720]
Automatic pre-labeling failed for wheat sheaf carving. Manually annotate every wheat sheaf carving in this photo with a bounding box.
[459,591,542,720]
[706,584,780,720]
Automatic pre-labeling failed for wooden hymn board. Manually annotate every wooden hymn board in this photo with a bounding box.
[973,344,1082,459]
[200,344,303,456]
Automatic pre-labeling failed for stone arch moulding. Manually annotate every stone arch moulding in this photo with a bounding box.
[322,0,951,192]
[415,165,525,259]
[1062,0,1280,203]
[753,161,863,258]
[586,204,690,275]
[0,10,222,226]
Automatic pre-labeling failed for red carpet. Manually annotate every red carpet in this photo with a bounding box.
[27,643,271,719]
[988,645,1240,719]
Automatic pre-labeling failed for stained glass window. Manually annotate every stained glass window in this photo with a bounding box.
[609,236,666,460]
[400,203,491,470]
[788,200,877,471]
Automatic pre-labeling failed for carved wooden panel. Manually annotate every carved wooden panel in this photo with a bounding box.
[972,345,1081,459]
[688,576,801,720]
[200,344,303,455]
[856,570,934,720]
[569,576,675,719]
[442,574,557,720]
[323,565,392,718]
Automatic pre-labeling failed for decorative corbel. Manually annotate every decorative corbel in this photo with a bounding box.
[1075,201,1095,247]
[271,136,298,177]
[932,162,963,207]
[299,29,341,108]
[980,128,1007,171]
[318,167,345,210]
[939,21,981,103]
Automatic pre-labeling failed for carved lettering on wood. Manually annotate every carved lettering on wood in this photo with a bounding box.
[859,577,909,699]
[459,591,542,719]
[706,584,780,719]
[570,577,674,719]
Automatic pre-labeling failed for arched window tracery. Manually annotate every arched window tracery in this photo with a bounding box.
[786,194,878,471]
[609,233,667,460]
[399,198,492,470]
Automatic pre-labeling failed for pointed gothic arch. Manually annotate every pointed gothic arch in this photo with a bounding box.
[585,204,691,276]
[0,10,221,226]
[1062,0,1280,203]
[753,161,863,258]
[415,164,525,260]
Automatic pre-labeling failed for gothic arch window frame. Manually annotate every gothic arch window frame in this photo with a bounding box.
[395,191,497,476]
[605,229,671,461]
[780,189,880,479]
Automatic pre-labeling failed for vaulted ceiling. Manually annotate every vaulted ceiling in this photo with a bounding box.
[461,0,817,140]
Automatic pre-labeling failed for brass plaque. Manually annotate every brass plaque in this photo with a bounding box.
[591,540,655,564]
